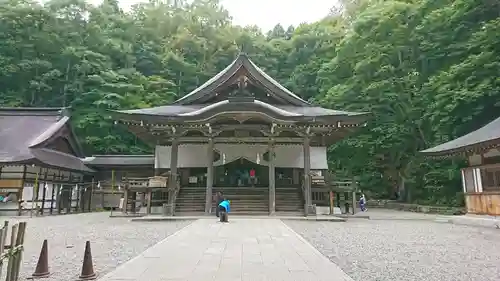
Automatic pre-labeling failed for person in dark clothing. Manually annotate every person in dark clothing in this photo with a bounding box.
[215,191,223,217]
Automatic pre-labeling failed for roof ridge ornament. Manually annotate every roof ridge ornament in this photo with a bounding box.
[228,75,254,103]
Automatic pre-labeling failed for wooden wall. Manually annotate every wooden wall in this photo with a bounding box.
[465,192,500,216]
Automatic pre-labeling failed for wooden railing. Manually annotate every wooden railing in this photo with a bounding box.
[122,175,181,215]
[310,176,358,207]
[0,221,26,281]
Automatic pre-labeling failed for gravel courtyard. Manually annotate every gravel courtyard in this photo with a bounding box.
[285,216,500,281]
[3,213,192,281]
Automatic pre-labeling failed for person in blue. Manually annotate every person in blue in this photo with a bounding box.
[218,198,231,222]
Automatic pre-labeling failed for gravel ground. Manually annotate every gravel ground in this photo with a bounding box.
[285,216,500,281]
[1,212,193,281]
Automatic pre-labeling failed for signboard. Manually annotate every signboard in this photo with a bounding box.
[0,188,18,193]
[189,176,198,184]
[0,179,22,189]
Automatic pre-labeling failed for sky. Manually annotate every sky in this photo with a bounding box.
[88,0,337,32]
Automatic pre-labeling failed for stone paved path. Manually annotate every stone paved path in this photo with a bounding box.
[97,219,353,281]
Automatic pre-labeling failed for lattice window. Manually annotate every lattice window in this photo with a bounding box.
[482,168,500,191]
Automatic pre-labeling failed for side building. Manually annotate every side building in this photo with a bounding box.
[421,116,500,216]
[82,155,154,210]
[0,108,93,215]
[110,53,370,216]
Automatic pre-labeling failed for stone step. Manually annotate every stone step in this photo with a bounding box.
[176,205,204,208]
[276,207,303,210]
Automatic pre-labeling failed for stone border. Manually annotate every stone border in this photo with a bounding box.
[131,215,347,222]
[367,200,465,215]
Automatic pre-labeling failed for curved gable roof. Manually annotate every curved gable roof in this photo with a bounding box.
[172,53,309,106]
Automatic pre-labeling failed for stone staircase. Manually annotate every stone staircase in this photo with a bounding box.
[275,186,304,216]
[174,187,206,215]
[213,187,269,215]
[174,186,305,216]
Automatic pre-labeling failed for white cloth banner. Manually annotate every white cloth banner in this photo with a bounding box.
[154,144,328,169]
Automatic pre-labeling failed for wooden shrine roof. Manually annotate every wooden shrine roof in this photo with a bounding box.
[0,107,93,172]
[173,52,309,106]
[421,116,500,157]
[111,53,369,125]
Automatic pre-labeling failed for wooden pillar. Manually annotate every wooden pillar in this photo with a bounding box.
[68,172,73,213]
[56,170,62,214]
[351,191,356,215]
[303,137,312,216]
[205,138,214,214]
[268,140,276,215]
[88,177,94,212]
[146,187,152,215]
[50,173,56,214]
[32,167,43,217]
[18,165,27,216]
[123,188,129,214]
[329,191,334,215]
[75,182,80,212]
[168,138,179,215]
[80,177,87,212]
[40,169,48,215]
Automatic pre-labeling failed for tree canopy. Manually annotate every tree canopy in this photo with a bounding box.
[1,0,498,206]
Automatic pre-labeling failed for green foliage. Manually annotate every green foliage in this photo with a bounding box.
[0,0,498,206]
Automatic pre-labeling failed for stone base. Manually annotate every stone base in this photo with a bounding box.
[304,204,316,216]
[162,204,175,216]
[315,206,330,215]
[314,206,345,215]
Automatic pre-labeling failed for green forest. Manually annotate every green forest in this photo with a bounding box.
[0,0,499,206]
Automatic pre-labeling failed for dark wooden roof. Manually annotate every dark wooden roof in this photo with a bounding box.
[421,116,500,156]
[111,52,369,124]
[173,53,309,106]
[0,107,93,172]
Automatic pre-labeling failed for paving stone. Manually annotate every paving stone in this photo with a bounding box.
[97,219,353,281]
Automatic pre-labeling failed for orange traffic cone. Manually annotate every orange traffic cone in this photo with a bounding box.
[31,239,50,278]
[78,241,97,280]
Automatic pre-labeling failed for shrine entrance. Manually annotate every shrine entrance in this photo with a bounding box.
[215,158,268,187]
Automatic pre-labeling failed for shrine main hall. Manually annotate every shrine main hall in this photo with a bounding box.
[108,53,369,216]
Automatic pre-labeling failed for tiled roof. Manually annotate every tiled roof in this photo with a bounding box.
[0,108,92,172]
[421,116,500,156]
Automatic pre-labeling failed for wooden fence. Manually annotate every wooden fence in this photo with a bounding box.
[0,221,27,281]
